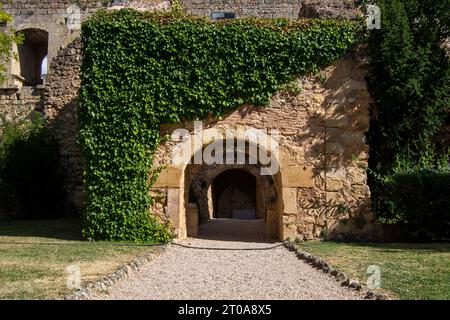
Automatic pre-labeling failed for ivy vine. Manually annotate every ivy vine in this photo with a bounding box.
[79,8,362,242]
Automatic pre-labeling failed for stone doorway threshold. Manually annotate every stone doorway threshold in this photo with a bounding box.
[196,219,276,243]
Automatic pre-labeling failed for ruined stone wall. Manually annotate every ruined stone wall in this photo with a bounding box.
[44,39,84,211]
[0,1,107,135]
[180,0,358,20]
[1,1,374,240]
[181,0,302,19]
[0,1,106,211]
[0,87,44,129]
[3,0,105,64]
[151,46,375,241]
[1,1,161,211]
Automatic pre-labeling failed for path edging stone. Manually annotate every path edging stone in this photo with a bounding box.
[64,245,168,300]
[283,241,389,300]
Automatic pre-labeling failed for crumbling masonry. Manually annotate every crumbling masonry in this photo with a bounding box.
[1,0,382,240]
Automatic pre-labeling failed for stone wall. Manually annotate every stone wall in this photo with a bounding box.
[1,0,375,240]
[35,36,376,241]
[44,38,84,211]
[0,87,44,130]
[0,1,106,135]
[180,0,358,20]
[1,0,171,210]
[151,46,375,241]
[3,0,105,68]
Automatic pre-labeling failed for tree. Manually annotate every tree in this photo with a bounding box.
[367,0,449,174]
[366,0,450,221]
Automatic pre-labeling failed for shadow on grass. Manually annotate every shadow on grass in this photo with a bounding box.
[0,217,83,241]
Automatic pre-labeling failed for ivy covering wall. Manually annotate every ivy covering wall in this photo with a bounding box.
[79,9,362,241]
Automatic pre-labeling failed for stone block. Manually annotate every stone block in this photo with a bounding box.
[325,142,344,154]
[325,116,350,128]
[186,203,199,237]
[325,168,346,191]
[282,214,297,224]
[325,153,342,168]
[152,166,182,188]
[341,131,365,146]
[325,128,343,142]
[266,210,279,239]
[281,166,315,188]
[167,188,185,238]
[326,179,344,191]
[282,187,298,214]
[282,223,299,241]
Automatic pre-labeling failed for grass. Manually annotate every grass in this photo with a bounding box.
[0,218,159,300]
[299,241,450,300]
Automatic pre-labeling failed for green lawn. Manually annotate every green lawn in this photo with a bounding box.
[0,218,158,299]
[299,241,450,300]
[3,219,448,300]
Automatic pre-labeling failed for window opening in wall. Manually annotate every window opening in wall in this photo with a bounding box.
[211,12,236,21]
[17,29,49,86]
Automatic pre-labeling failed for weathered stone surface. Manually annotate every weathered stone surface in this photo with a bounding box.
[186,203,199,237]
[281,166,315,188]
[180,0,359,20]
[342,77,367,91]
[326,179,344,192]
[299,0,358,20]
[341,131,365,146]
[325,116,350,128]
[283,223,299,241]
[283,188,298,214]
[325,128,343,142]
[149,48,373,240]
[153,166,182,188]
[266,210,279,239]
[282,214,297,225]
[0,87,44,132]
[167,188,185,238]
[325,142,344,154]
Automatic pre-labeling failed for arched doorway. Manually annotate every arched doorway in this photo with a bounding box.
[212,169,257,219]
[153,124,284,241]
[182,138,283,241]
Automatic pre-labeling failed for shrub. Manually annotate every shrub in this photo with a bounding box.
[380,167,450,241]
[0,113,67,219]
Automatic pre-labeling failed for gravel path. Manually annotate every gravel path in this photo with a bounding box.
[91,220,361,300]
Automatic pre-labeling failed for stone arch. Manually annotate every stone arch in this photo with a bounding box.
[153,123,284,240]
